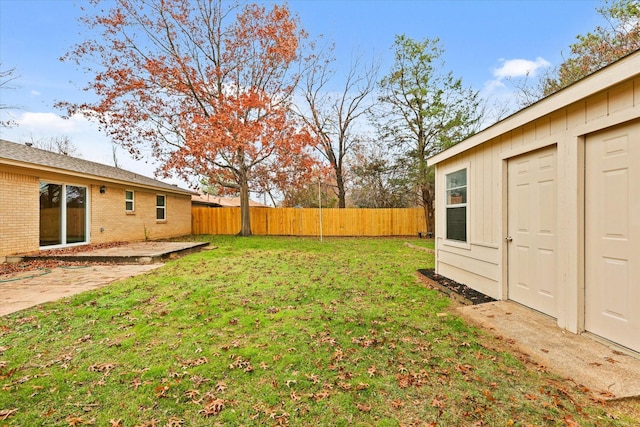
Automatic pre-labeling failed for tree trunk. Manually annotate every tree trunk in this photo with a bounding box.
[424,197,435,237]
[336,168,346,208]
[421,183,435,237]
[238,169,252,237]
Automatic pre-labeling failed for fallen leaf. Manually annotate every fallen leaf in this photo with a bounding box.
[155,384,170,398]
[0,409,18,420]
[599,390,616,398]
[356,402,371,412]
[390,399,404,409]
[185,389,200,402]
[166,417,184,426]
[482,389,495,401]
[199,398,225,417]
[431,396,446,408]
[563,415,580,426]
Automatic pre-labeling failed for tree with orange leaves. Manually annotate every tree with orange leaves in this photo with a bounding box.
[60,0,317,236]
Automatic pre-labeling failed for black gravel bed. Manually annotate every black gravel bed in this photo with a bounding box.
[418,268,496,305]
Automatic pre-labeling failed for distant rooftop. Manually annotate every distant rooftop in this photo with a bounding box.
[0,139,194,195]
[192,193,270,207]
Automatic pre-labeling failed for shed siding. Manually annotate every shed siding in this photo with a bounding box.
[434,76,640,305]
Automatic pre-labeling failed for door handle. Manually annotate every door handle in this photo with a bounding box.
[505,236,513,242]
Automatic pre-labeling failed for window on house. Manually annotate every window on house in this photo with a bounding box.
[125,190,134,212]
[156,194,166,220]
[445,168,467,242]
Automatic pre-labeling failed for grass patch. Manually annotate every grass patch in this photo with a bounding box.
[0,236,637,426]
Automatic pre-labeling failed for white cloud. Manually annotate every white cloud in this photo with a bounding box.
[16,111,81,133]
[492,57,551,79]
[0,110,188,188]
[482,78,506,93]
[480,56,552,117]
[30,90,41,97]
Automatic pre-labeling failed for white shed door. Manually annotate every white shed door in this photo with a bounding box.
[507,146,558,318]
[585,122,640,353]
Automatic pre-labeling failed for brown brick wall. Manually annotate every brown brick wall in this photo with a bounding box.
[0,171,40,259]
[91,185,192,243]
[0,168,192,259]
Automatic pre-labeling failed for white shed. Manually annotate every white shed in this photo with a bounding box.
[427,50,640,353]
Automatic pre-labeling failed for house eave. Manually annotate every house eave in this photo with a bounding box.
[0,158,196,196]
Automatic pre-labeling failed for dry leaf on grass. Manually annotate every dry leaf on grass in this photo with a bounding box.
[0,408,18,420]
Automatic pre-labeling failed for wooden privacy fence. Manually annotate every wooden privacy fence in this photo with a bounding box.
[192,207,427,237]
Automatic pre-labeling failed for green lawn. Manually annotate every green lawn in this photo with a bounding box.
[0,236,636,426]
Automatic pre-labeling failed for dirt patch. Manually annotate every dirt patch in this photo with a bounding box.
[417,268,495,305]
[27,241,131,256]
[0,259,110,278]
[2,242,132,277]
[404,242,435,253]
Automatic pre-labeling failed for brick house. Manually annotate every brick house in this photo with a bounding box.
[0,139,194,261]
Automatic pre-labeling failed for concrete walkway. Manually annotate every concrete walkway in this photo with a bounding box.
[1,241,211,316]
[458,301,640,400]
[0,264,163,316]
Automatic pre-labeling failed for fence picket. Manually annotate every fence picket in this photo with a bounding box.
[191,207,428,237]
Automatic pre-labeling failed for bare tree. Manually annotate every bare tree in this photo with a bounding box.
[542,0,640,96]
[26,136,80,157]
[0,63,19,127]
[349,144,416,208]
[111,144,120,168]
[508,0,640,106]
[297,49,379,208]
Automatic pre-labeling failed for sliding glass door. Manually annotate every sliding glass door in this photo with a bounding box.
[39,182,88,247]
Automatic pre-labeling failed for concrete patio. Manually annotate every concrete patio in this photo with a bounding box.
[1,241,212,316]
[0,263,163,316]
[458,301,640,400]
[15,241,210,264]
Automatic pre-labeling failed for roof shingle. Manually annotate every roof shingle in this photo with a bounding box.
[0,139,193,194]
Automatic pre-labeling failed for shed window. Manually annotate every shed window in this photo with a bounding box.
[445,168,467,242]
[156,195,166,220]
[125,190,134,212]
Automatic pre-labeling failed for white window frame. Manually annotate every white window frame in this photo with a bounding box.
[443,164,470,249]
[39,181,90,249]
[125,190,135,212]
[156,194,166,221]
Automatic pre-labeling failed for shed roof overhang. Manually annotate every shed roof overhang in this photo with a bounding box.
[428,50,640,166]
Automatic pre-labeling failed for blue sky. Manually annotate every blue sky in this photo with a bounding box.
[0,0,603,183]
